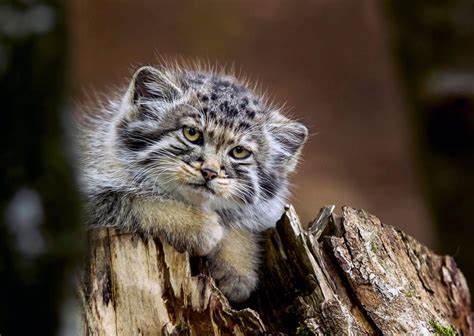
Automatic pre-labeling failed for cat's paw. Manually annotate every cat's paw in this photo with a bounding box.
[209,261,258,302]
[190,212,224,256]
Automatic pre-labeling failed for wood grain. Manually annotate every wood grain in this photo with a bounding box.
[81,206,473,335]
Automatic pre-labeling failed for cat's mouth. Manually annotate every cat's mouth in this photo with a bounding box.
[187,182,215,194]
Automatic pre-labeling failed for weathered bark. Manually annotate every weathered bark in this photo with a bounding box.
[80,206,473,335]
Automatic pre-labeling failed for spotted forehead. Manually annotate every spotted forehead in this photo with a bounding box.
[181,72,268,147]
[184,72,266,122]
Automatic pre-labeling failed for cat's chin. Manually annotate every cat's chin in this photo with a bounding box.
[187,182,216,195]
[175,183,243,210]
[171,183,218,206]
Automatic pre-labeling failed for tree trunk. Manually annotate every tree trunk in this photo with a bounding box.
[80,206,473,335]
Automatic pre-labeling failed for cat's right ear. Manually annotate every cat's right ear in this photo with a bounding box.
[122,66,182,117]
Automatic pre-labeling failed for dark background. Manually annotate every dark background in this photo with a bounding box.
[0,1,473,334]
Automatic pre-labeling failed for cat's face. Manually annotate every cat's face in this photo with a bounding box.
[115,66,307,209]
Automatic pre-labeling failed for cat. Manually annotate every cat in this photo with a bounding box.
[76,63,308,302]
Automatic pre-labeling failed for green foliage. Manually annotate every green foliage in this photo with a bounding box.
[430,320,458,336]
[370,241,379,253]
[295,326,314,336]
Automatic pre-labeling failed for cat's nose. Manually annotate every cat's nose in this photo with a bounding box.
[201,168,218,181]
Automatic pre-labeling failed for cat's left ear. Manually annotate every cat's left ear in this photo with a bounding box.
[269,117,308,172]
[122,66,182,118]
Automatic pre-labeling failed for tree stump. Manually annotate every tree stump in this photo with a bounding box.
[80,206,473,335]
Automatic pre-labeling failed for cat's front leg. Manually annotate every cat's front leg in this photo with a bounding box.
[133,197,224,256]
[208,227,260,302]
[177,210,224,256]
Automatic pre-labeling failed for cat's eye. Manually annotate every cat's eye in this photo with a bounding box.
[183,126,203,144]
[229,146,251,160]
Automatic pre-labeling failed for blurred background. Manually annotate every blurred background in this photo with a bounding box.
[0,0,473,334]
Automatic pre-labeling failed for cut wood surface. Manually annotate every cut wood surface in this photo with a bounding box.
[80,206,473,335]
